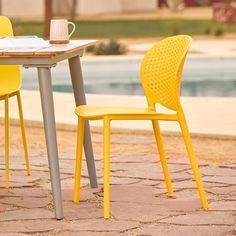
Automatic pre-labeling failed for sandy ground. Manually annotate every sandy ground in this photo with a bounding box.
[0,123,235,166]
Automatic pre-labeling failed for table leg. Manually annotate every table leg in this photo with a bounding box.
[37,67,63,220]
[69,56,98,188]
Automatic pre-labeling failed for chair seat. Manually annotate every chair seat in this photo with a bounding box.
[75,105,177,120]
[0,89,19,99]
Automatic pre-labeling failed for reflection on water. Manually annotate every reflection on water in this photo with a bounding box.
[53,80,236,97]
[21,57,236,97]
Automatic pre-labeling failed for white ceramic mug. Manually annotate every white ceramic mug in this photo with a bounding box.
[49,19,75,44]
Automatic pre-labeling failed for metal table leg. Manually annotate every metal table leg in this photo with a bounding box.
[37,67,63,219]
[69,56,98,188]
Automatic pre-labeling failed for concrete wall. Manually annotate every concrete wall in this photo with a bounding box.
[121,0,157,12]
[0,0,157,19]
[1,0,44,19]
[78,0,122,16]
[77,0,156,16]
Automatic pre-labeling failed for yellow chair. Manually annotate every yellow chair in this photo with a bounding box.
[0,16,30,188]
[73,35,208,219]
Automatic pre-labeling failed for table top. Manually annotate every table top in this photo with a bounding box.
[0,39,97,66]
[0,39,97,58]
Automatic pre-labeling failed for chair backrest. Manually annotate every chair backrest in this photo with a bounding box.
[140,35,192,111]
[0,16,21,96]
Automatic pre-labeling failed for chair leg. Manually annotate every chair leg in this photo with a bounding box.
[152,120,173,196]
[5,96,9,188]
[103,118,110,219]
[16,91,30,176]
[178,112,208,209]
[74,117,85,203]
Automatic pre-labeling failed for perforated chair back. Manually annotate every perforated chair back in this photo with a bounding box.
[0,16,21,97]
[140,35,192,111]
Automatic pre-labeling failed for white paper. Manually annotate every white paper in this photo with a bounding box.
[0,36,49,50]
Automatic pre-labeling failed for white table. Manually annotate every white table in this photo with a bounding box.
[0,40,98,219]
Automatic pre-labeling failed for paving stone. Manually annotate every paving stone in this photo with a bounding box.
[156,197,202,212]
[0,219,61,233]
[111,162,192,181]
[138,225,233,236]
[109,176,141,185]
[131,211,181,223]
[8,172,40,183]
[0,234,28,236]
[0,128,236,235]
[0,197,49,208]
[159,212,235,225]
[110,185,158,204]
[0,203,18,213]
[157,180,229,191]
[206,186,236,196]
[27,170,50,180]
[4,182,35,188]
[110,154,159,164]
[56,231,122,236]
[3,187,48,198]
[209,201,236,211]
[196,166,236,177]
[111,197,201,221]
[169,160,209,167]
[62,186,102,202]
[202,176,236,185]
[137,179,160,186]
[64,219,139,232]
[219,164,236,169]
[60,177,89,189]
[0,208,54,221]
[63,202,102,220]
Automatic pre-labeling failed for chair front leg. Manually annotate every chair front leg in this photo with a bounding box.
[74,117,85,203]
[16,91,30,176]
[178,111,208,209]
[103,117,111,219]
[152,120,173,196]
[5,96,9,188]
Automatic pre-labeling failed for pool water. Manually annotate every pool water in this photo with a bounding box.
[21,57,236,97]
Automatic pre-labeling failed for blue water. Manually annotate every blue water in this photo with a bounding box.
[21,57,236,97]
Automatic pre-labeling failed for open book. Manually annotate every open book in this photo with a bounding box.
[0,36,49,50]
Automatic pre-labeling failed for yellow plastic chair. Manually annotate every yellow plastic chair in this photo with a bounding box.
[73,35,208,219]
[0,16,30,188]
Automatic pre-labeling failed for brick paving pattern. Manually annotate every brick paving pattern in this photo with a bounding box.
[0,126,235,236]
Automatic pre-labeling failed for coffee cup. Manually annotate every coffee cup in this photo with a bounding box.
[49,19,75,44]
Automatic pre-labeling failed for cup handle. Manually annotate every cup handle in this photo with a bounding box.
[68,21,76,38]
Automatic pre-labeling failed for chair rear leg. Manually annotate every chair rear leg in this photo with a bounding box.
[152,120,173,196]
[74,117,85,203]
[103,118,111,219]
[16,91,30,176]
[178,112,208,209]
[5,96,9,188]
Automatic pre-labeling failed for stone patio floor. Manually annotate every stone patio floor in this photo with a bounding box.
[0,125,235,236]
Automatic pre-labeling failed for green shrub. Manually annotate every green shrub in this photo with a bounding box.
[197,0,209,6]
[87,39,128,55]
[212,26,224,36]
[204,26,211,35]
[170,23,180,35]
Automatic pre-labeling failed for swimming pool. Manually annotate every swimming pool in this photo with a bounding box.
[21,56,236,97]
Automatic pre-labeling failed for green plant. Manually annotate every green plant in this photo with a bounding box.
[204,26,211,35]
[86,45,96,53]
[88,39,128,55]
[170,22,180,35]
[197,0,209,6]
[212,26,224,36]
